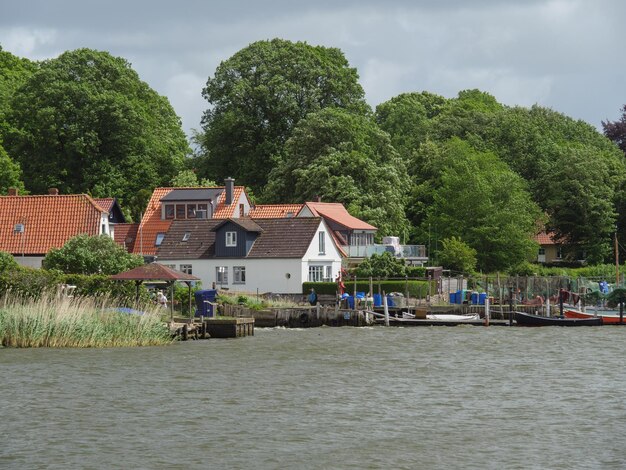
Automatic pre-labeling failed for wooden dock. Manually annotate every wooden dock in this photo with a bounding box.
[169,317,255,340]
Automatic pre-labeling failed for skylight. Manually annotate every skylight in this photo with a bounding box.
[182,232,191,242]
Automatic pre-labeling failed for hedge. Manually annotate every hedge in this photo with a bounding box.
[303,280,432,298]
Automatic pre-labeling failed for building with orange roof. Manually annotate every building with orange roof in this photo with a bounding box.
[534,231,565,264]
[248,204,303,219]
[133,178,252,257]
[0,188,111,267]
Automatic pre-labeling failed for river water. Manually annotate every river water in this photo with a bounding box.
[2,326,626,469]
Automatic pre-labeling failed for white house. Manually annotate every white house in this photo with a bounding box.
[156,216,343,294]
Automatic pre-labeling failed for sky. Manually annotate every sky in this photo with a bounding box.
[1,0,625,137]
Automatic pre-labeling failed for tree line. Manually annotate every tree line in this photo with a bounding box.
[1,39,625,272]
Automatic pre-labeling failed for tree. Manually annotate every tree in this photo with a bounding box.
[0,141,25,194]
[0,46,36,141]
[265,107,410,237]
[0,250,18,273]
[4,49,189,220]
[426,139,541,272]
[198,39,369,191]
[170,169,216,187]
[42,234,144,275]
[603,105,626,155]
[437,237,477,274]
[354,252,407,278]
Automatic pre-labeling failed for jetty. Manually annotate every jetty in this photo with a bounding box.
[170,316,255,340]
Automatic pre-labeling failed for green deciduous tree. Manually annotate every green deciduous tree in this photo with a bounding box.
[437,236,477,274]
[0,141,25,194]
[198,39,369,192]
[0,46,36,141]
[42,234,144,275]
[0,250,18,273]
[426,139,541,272]
[265,107,410,237]
[354,252,407,278]
[4,48,189,220]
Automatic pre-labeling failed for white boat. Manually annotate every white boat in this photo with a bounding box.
[426,313,480,321]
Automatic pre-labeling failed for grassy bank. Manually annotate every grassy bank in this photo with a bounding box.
[0,294,172,348]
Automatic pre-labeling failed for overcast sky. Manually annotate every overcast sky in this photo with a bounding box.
[1,0,624,136]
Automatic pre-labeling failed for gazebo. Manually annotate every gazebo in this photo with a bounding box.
[110,263,200,320]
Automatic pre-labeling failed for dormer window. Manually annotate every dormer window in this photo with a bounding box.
[165,205,175,219]
[226,231,237,247]
[155,233,165,246]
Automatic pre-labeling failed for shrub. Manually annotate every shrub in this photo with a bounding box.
[0,251,18,273]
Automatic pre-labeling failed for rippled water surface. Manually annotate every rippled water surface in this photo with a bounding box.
[3,326,626,469]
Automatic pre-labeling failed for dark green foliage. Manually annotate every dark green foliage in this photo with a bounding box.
[4,48,188,220]
[62,273,145,302]
[0,142,25,194]
[42,234,144,275]
[437,236,477,274]
[0,266,62,298]
[198,39,368,192]
[0,251,18,273]
[265,107,409,236]
[302,280,431,298]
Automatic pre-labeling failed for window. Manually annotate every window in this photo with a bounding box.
[155,233,165,246]
[556,247,563,259]
[101,223,107,235]
[182,232,191,242]
[216,266,228,285]
[309,265,332,282]
[233,266,246,284]
[176,204,186,219]
[538,248,546,255]
[226,231,237,247]
[187,204,197,219]
[318,231,325,254]
[239,203,245,217]
[180,264,193,275]
[164,204,175,220]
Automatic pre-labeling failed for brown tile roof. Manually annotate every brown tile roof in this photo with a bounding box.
[212,218,263,233]
[303,202,377,230]
[157,219,219,260]
[249,204,304,218]
[114,223,139,253]
[157,217,324,260]
[110,262,199,281]
[0,194,105,255]
[134,186,248,256]
[248,218,322,258]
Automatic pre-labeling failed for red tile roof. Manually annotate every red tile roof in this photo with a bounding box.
[0,194,106,255]
[535,231,559,245]
[93,198,115,213]
[133,186,249,255]
[302,202,377,230]
[110,262,199,281]
[249,204,304,218]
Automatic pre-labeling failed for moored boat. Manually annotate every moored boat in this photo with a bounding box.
[564,309,625,324]
[514,311,603,327]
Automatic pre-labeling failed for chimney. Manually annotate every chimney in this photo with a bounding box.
[8,187,18,196]
[48,188,59,195]
[224,177,234,205]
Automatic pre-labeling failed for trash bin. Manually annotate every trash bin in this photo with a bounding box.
[449,292,457,304]
[374,293,383,307]
[479,293,487,305]
[194,289,217,317]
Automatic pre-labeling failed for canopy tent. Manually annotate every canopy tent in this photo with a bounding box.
[110,263,200,320]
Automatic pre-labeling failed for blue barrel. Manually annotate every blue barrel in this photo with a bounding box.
[373,294,382,307]
[449,292,457,304]
[347,296,355,309]
[194,289,217,317]
[479,293,487,305]
[386,295,395,307]
[471,292,479,305]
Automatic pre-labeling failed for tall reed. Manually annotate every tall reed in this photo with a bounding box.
[0,293,172,348]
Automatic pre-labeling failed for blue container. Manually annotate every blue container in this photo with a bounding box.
[479,293,487,305]
[386,295,395,307]
[194,289,217,317]
[347,296,355,309]
[471,292,479,305]
[449,292,457,304]
[356,291,366,299]
[373,294,383,307]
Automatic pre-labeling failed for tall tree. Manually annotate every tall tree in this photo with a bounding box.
[0,141,25,194]
[0,46,36,141]
[426,139,541,272]
[603,105,626,155]
[4,48,189,220]
[265,107,409,237]
[198,39,369,192]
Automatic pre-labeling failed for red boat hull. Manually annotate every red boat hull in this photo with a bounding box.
[564,309,625,324]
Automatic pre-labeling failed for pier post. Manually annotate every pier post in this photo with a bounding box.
[508,286,513,326]
[383,291,390,327]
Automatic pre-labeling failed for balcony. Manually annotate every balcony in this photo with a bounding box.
[342,244,427,261]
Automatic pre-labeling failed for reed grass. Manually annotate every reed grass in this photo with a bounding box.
[0,293,172,348]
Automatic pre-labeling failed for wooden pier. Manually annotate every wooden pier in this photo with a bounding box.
[169,317,255,340]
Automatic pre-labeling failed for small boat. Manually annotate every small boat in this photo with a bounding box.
[426,313,481,321]
[514,311,603,326]
[564,309,625,324]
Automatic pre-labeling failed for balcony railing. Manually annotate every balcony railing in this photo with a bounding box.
[342,244,427,260]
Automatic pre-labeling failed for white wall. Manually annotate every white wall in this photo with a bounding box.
[14,256,44,268]
[230,191,252,218]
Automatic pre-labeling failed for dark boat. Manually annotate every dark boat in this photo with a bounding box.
[514,311,603,327]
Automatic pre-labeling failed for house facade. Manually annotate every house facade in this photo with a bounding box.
[133,178,251,257]
[0,188,111,267]
[156,217,342,294]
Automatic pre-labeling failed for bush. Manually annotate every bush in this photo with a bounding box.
[0,251,18,273]
[303,280,432,298]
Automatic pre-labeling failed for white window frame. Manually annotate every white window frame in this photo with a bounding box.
[233,266,246,284]
[324,265,332,282]
[180,264,193,275]
[216,266,228,285]
[155,233,165,246]
[226,231,237,247]
[308,265,323,282]
[318,231,325,254]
